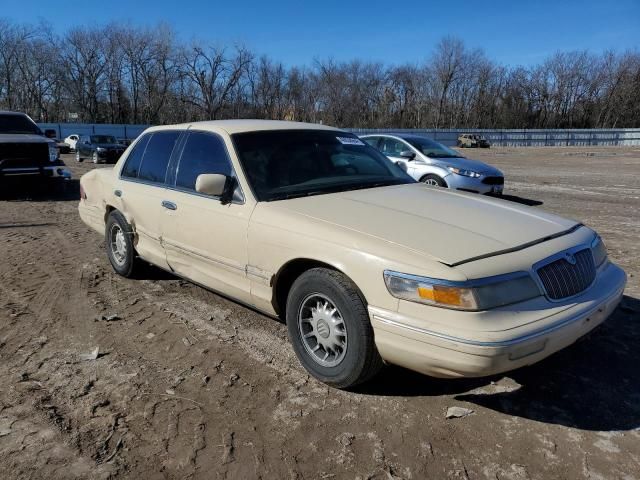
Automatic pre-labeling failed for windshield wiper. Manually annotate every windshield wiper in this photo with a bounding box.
[267,190,327,201]
[266,179,406,202]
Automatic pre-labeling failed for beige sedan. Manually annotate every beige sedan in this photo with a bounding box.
[78,120,626,388]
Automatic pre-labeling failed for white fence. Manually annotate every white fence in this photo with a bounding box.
[348,128,640,147]
[37,123,640,147]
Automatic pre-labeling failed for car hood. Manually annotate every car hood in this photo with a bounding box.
[0,133,50,144]
[427,156,502,176]
[271,183,578,266]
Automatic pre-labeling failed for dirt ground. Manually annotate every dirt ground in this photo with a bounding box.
[1,146,639,480]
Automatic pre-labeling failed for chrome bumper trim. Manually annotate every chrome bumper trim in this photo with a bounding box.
[373,285,623,348]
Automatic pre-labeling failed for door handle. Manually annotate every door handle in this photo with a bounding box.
[114,189,122,197]
[161,200,177,211]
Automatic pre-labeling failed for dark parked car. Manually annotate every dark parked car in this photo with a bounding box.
[0,111,71,187]
[75,135,126,164]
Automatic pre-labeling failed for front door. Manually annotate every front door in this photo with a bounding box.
[160,131,253,304]
[380,137,414,172]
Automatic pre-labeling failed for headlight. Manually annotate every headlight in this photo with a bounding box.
[383,271,541,311]
[96,147,105,152]
[447,166,482,178]
[591,235,608,267]
[48,143,59,162]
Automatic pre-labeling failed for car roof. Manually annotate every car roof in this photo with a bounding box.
[148,119,341,135]
[0,110,29,116]
[363,133,436,142]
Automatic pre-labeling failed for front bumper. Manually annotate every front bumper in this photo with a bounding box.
[0,164,72,179]
[444,173,503,195]
[369,262,626,378]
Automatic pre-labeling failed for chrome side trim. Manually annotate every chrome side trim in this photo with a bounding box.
[372,285,622,348]
[246,265,272,281]
[161,239,246,273]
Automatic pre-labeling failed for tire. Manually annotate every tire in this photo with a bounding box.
[286,268,383,389]
[75,150,83,162]
[105,210,139,278]
[92,151,99,164]
[420,174,448,188]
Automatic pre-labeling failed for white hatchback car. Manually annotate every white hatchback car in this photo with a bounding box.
[64,134,80,151]
[362,134,504,195]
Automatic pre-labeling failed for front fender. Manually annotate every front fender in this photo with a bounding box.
[411,163,451,181]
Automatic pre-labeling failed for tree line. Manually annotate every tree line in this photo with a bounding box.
[1,19,638,129]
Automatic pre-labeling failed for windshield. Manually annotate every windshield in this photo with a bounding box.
[405,137,462,159]
[0,114,42,135]
[232,130,415,201]
[91,135,117,144]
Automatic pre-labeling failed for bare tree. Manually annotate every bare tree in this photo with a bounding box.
[0,19,638,129]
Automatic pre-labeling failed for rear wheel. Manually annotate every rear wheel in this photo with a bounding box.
[286,268,383,389]
[105,210,140,278]
[420,174,447,188]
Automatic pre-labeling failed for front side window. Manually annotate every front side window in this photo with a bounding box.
[380,137,409,156]
[175,132,232,191]
[232,130,413,202]
[129,131,180,184]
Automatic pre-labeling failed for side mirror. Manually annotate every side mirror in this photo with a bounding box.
[399,150,416,160]
[395,161,408,172]
[196,173,228,198]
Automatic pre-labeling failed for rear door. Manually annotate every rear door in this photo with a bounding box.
[160,131,253,304]
[114,130,182,269]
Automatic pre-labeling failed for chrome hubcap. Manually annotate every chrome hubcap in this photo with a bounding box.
[298,293,347,367]
[423,178,439,186]
[110,224,127,266]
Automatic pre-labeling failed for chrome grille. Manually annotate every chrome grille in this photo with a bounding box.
[536,248,596,300]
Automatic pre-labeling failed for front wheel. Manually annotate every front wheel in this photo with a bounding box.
[75,150,83,162]
[420,174,448,188]
[286,268,383,389]
[92,152,99,164]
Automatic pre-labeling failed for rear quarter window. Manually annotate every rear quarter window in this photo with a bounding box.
[121,134,151,179]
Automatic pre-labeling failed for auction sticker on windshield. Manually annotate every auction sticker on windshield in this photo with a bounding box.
[336,137,365,146]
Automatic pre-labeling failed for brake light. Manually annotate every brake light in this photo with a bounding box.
[80,184,87,200]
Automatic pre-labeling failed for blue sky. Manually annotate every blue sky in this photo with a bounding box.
[3,0,639,66]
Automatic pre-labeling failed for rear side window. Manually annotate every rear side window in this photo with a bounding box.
[121,134,151,178]
[380,138,408,156]
[137,131,181,184]
[363,137,380,148]
[175,132,232,191]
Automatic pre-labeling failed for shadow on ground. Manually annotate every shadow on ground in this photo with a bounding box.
[492,193,544,206]
[358,295,640,431]
[0,178,79,202]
